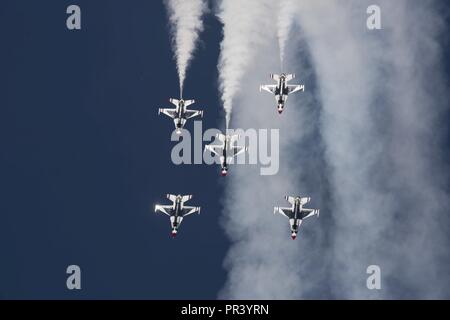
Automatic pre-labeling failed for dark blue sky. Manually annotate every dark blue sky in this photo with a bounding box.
[0,0,229,299]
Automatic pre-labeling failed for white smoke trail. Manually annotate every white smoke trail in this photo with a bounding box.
[219,0,450,299]
[218,46,323,298]
[290,0,450,298]
[216,0,327,299]
[217,0,274,128]
[165,0,206,97]
[276,0,296,68]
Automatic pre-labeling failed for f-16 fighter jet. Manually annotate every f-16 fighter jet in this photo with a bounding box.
[260,73,304,114]
[205,133,248,176]
[274,196,319,240]
[158,98,203,134]
[154,194,201,237]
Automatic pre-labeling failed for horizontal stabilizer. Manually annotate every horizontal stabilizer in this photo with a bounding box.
[169,98,179,106]
[181,195,192,203]
[271,74,280,81]
[285,74,295,81]
[167,194,177,202]
[184,99,195,107]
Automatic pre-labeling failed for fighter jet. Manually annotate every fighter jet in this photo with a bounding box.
[154,194,201,237]
[274,196,319,240]
[260,73,304,114]
[204,133,248,176]
[158,98,203,134]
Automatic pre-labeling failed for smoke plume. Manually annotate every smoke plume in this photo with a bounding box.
[218,0,450,299]
[217,0,274,128]
[165,0,207,97]
[276,0,297,68]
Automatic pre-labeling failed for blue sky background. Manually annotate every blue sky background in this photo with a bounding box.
[0,0,229,299]
[0,1,449,299]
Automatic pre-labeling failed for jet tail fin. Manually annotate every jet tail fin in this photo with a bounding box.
[270,74,280,81]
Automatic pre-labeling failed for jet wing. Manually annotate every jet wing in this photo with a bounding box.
[260,85,277,95]
[287,85,305,95]
[301,208,319,220]
[231,145,247,157]
[159,108,177,119]
[184,109,203,120]
[224,146,247,164]
[229,134,242,145]
[205,144,223,157]
[181,206,201,217]
[155,205,173,216]
[274,207,295,219]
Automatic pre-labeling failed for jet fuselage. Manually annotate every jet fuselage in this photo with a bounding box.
[290,199,303,236]
[275,75,289,113]
[221,139,229,176]
[170,196,184,233]
[175,101,186,128]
